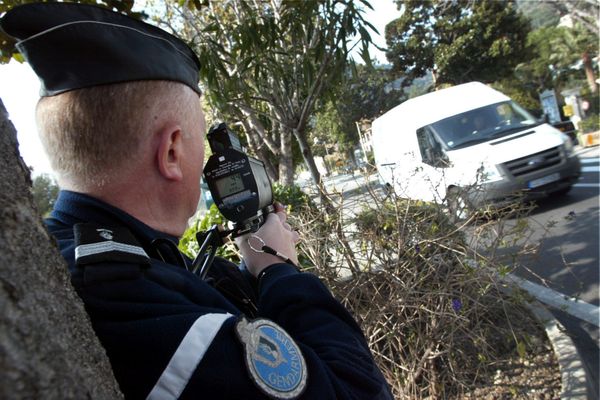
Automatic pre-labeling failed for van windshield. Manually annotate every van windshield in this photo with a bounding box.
[428,101,540,150]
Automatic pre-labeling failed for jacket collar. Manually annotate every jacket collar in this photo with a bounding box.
[51,190,180,247]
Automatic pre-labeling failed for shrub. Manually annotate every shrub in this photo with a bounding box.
[578,87,599,134]
[578,115,600,133]
[179,203,240,263]
[291,180,550,398]
[272,183,315,212]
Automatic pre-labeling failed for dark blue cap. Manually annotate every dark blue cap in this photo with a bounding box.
[0,2,201,96]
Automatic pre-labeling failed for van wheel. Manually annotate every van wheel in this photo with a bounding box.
[552,186,572,197]
[447,188,472,223]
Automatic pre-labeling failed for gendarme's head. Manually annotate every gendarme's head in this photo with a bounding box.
[1,2,206,228]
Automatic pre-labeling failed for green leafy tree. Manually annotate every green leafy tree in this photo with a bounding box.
[157,0,375,186]
[516,26,568,92]
[385,0,531,88]
[31,173,59,217]
[548,0,600,37]
[515,24,598,94]
[518,0,599,93]
[557,21,600,94]
[516,0,562,29]
[312,65,405,160]
[490,79,540,112]
[336,65,405,140]
[312,101,344,161]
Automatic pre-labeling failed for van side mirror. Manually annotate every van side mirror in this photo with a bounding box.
[424,148,434,163]
[417,127,449,167]
[436,153,451,168]
[424,142,449,168]
[432,149,450,168]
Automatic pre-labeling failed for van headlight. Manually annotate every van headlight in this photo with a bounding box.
[478,163,503,183]
[563,137,574,155]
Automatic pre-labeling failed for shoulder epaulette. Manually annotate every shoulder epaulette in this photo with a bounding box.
[74,223,150,266]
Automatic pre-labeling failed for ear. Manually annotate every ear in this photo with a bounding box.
[156,126,184,181]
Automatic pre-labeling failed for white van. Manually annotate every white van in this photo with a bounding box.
[372,82,581,219]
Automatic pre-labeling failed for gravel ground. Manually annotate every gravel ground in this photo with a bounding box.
[460,318,561,400]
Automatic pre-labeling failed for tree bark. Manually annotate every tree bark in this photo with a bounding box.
[0,99,123,399]
[582,51,598,93]
[240,117,279,183]
[279,127,294,186]
[293,127,322,187]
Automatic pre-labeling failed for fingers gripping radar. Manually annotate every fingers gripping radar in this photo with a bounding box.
[192,123,275,279]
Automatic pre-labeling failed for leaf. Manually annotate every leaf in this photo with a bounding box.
[358,26,372,43]
[516,340,527,360]
[362,19,378,34]
[357,0,374,12]
[203,23,220,33]
[360,46,372,68]
[12,52,25,63]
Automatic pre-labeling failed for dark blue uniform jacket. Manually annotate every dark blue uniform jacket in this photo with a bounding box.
[46,190,392,399]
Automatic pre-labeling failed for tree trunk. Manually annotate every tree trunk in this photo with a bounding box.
[278,128,294,186]
[0,99,123,399]
[293,126,362,275]
[240,118,279,183]
[582,51,598,93]
[293,127,322,186]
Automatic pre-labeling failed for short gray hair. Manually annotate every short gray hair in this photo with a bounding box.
[36,80,199,187]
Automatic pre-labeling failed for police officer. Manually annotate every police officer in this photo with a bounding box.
[1,3,392,399]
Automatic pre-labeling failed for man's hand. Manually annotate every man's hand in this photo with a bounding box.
[235,203,299,277]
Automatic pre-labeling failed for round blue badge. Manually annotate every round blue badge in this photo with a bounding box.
[235,317,307,399]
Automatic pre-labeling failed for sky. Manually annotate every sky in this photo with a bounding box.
[0,0,400,177]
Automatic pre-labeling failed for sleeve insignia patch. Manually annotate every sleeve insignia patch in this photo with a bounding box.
[235,316,307,399]
[74,223,150,266]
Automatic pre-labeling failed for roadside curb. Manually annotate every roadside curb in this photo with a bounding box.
[575,144,599,157]
[527,301,589,399]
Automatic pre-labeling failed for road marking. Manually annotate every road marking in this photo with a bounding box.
[573,183,600,188]
[579,158,599,164]
[582,166,599,172]
[505,273,600,327]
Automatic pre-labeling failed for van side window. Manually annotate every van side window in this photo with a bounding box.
[417,127,448,167]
